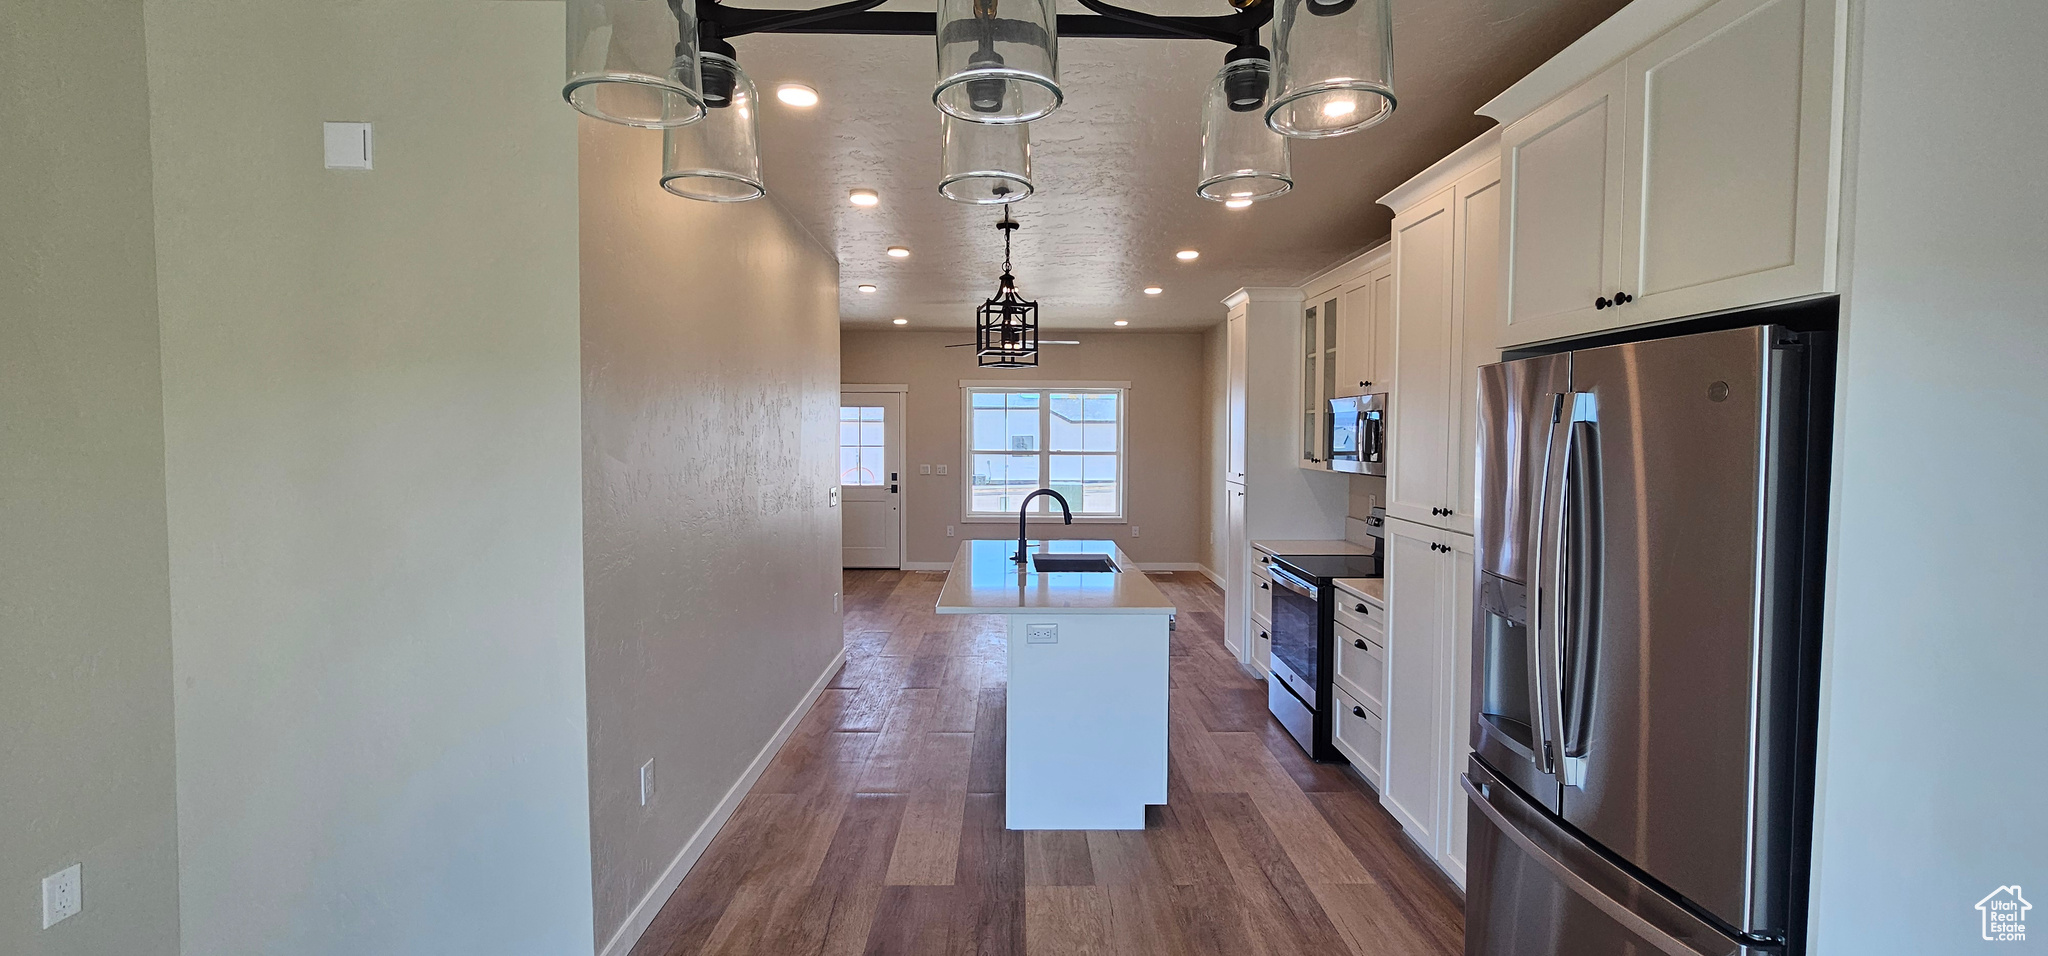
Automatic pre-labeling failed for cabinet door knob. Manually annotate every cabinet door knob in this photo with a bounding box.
[1359,380,1371,388]
[1595,296,1612,310]
[1353,638,1367,649]
[1614,291,1633,304]
[1352,705,1367,718]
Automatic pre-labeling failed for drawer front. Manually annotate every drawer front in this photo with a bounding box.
[1334,592,1384,639]
[1253,572,1274,621]
[1334,621,1386,714]
[1332,684,1384,788]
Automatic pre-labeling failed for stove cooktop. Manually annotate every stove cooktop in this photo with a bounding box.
[1271,552,1382,581]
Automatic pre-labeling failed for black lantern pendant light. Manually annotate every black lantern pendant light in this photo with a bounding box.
[975,211,1039,368]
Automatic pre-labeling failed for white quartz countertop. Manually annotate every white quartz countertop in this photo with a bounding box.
[1252,538,1375,556]
[1334,577,1385,606]
[935,539,1177,615]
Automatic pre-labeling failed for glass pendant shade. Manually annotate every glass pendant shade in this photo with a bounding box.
[1198,59,1293,203]
[565,0,707,128]
[940,115,1034,204]
[661,55,765,202]
[1266,0,1395,138]
[934,0,1062,125]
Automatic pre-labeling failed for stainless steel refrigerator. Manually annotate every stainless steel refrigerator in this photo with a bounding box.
[1465,325,1829,956]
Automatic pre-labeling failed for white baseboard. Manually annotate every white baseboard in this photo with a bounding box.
[901,561,952,572]
[596,643,849,956]
[1196,564,1223,587]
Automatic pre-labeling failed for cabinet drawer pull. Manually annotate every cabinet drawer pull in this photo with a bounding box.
[1259,582,1269,590]
[1354,603,1369,614]
[1352,705,1366,718]
[1353,638,1367,649]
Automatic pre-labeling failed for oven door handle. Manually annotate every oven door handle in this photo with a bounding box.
[1269,565,1319,600]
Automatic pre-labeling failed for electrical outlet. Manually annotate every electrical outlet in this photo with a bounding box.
[828,487,840,508]
[1368,494,1378,509]
[42,864,81,928]
[1130,525,1141,537]
[920,464,932,475]
[935,464,947,475]
[639,759,656,807]
[1025,623,1059,644]
[946,525,955,537]
[834,592,842,614]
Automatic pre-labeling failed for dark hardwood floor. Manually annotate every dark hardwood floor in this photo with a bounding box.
[628,569,1464,956]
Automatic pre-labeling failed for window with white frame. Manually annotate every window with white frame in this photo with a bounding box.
[963,385,1125,519]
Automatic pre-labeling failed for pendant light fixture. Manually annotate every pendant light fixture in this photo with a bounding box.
[564,0,707,128]
[1266,0,1395,138]
[661,51,766,201]
[1198,48,1292,203]
[975,211,1040,368]
[563,0,1397,198]
[940,114,1034,204]
[934,0,1062,124]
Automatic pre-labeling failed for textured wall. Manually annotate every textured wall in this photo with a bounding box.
[579,119,845,950]
[840,330,1211,567]
[1203,320,1229,577]
[0,2,182,953]
[1807,1,2048,952]
[145,2,595,953]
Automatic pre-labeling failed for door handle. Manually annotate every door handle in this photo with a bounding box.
[890,484,899,493]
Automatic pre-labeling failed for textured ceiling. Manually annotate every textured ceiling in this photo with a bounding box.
[732,0,1629,329]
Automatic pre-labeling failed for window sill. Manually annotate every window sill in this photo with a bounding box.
[960,514,1128,525]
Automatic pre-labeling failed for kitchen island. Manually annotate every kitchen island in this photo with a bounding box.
[936,538,1175,829]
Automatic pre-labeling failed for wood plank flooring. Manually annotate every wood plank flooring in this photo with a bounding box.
[628,570,1463,956]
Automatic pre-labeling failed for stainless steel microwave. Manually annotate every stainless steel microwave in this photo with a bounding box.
[1328,394,1386,476]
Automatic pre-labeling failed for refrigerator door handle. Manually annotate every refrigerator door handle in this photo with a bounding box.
[1533,393,1572,779]
[1463,774,1732,956]
[1559,404,1603,787]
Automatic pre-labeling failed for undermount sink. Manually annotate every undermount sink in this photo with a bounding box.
[1031,554,1119,574]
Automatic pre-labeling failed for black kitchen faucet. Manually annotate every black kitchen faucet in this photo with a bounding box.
[1012,488,1073,563]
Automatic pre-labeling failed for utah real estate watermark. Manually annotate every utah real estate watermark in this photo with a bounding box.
[1977,886,2031,943]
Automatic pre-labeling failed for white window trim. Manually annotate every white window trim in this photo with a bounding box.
[959,383,1129,524]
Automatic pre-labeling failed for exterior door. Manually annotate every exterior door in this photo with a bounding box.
[839,390,904,568]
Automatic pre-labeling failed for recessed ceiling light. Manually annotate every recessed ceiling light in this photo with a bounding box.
[892,318,908,325]
[1114,320,1130,326]
[1143,287,1163,295]
[1175,249,1200,261]
[887,246,911,258]
[1225,199,1253,209]
[848,188,879,207]
[775,84,819,108]
[857,284,877,293]
[1322,98,1357,119]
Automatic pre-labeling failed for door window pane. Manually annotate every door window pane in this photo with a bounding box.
[840,405,886,485]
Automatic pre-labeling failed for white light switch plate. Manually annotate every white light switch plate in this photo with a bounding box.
[42,864,81,928]
[639,759,656,806]
[1025,624,1058,644]
[323,122,372,169]
[920,464,932,475]
[935,464,948,475]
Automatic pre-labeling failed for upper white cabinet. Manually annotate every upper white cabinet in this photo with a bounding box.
[1226,312,1247,483]
[1296,245,1391,470]
[1499,63,1628,344]
[1492,0,1842,348]
[1381,132,1501,536]
[1334,264,1393,398]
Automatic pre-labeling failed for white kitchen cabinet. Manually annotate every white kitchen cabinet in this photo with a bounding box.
[1334,262,1393,399]
[1299,294,1338,467]
[1438,532,1475,887]
[1382,132,1501,536]
[1226,313,1247,483]
[1499,62,1627,346]
[1493,0,1841,348]
[1380,516,1474,887]
[1223,481,1247,658]
[1331,682,1384,790]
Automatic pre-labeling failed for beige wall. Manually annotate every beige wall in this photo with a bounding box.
[145,2,596,954]
[842,330,1210,567]
[580,120,845,951]
[1,2,182,953]
[1203,321,1230,577]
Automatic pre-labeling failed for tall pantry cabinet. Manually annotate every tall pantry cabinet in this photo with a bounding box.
[1376,129,1502,888]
